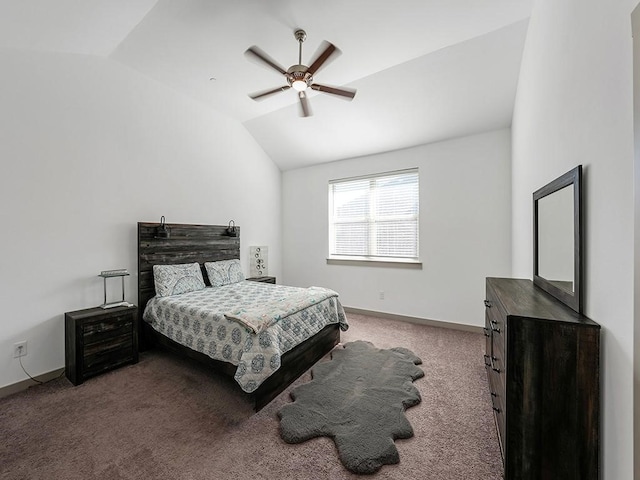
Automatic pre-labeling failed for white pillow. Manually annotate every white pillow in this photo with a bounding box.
[153,262,206,297]
[205,259,245,287]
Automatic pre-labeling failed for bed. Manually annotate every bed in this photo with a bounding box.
[137,222,347,410]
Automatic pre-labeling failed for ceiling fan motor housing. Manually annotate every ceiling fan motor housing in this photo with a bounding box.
[287,65,313,90]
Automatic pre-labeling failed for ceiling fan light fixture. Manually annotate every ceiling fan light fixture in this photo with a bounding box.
[292,79,308,91]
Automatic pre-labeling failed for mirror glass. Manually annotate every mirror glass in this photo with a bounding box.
[533,165,582,313]
[537,184,574,293]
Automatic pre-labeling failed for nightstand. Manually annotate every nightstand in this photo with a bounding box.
[65,305,138,385]
[247,276,276,284]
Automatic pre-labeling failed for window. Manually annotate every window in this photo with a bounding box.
[328,168,419,262]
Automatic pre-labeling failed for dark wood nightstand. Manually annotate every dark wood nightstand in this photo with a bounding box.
[65,305,138,385]
[247,276,276,284]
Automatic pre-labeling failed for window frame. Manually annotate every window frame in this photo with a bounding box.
[327,168,420,266]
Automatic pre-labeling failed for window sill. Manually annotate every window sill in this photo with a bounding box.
[326,256,422,269]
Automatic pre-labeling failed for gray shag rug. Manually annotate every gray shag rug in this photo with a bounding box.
[278,340,424,474]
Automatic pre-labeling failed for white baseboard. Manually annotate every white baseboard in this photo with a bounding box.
[0,368,65,399]
[343,307,483,334]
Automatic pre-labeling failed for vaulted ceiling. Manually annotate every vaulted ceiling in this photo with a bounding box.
[0,0,532,170]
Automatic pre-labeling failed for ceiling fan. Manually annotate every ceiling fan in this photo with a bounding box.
[245,29,357,117]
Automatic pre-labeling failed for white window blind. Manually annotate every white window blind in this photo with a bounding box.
[329,169,419,260]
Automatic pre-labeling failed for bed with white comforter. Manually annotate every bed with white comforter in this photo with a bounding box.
[143,280,348,393]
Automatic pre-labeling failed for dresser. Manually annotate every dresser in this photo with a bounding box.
[65,305,138,385]
[484,278,600,479]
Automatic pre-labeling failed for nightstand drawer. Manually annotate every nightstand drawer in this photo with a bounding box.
[84,345,135,378]
[83,332,133,356]
[83,315,133,345]
[247,276,276,284]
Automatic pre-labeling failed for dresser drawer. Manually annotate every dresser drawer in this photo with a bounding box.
[491,396,506,456]
[485,283,507,317]
[484,311,492,355]
[486,299,506,345]
[485,294,506,390]
[488,368,505,413]
[490,335,505,388]
[487,361,505,457]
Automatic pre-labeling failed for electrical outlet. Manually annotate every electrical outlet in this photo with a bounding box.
[13,341,27,358]
[379,291,385,300]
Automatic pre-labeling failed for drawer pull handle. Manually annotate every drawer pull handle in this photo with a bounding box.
[491,356,501,373]
[490,391,497,397]
[484,300,492,308]
[483,354,491,367]
[483,327,490,337]
[491,326,501,334]
[492,406,502,413]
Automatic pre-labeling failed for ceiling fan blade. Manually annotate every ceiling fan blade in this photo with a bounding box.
[299,91,312,117]
[310,83,357,100]
[307,41,341,76]
[248,85,291,101]
[244,46,287,75]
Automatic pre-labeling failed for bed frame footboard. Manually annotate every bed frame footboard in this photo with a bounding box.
[143,321,340,410]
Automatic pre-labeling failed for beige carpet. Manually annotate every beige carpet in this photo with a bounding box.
[0,313,503,479]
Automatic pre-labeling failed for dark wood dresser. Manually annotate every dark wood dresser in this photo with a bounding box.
[484,278,600,479]
[65,305,138,385]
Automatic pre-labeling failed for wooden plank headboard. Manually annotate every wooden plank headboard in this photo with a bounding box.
[137,222,240,347]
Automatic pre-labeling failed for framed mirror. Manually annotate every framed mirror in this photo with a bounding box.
[533,165,583,313]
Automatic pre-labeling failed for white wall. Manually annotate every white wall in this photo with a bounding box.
[512,1,636,478]
[633,4,640,475]
[0,49,281,389]
[282,129,512,327]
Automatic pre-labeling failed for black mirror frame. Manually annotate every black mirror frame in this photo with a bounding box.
[533,165,583,313]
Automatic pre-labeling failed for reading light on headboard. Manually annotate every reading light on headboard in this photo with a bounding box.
[225,220,237,237]
[155,216,170,239]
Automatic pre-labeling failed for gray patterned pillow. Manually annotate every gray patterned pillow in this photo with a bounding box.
[153,262,206,297]
[205,259,245,287]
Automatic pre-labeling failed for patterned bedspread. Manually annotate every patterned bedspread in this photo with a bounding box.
[143,281,348,393]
